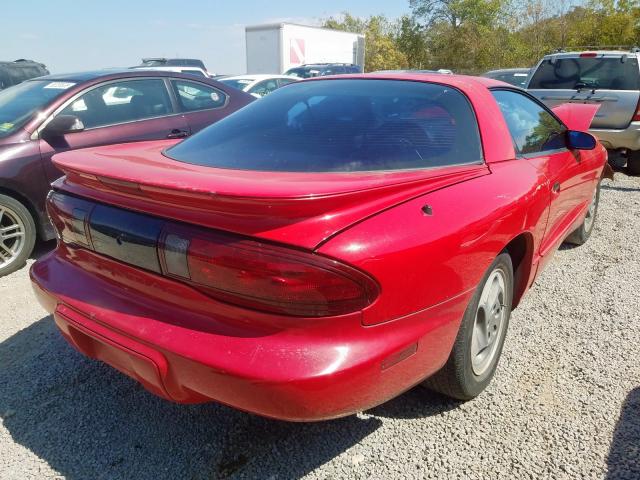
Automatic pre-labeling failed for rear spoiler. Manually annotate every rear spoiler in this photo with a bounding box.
[552,103,600,132]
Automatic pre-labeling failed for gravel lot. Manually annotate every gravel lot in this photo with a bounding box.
[1,172,639,480]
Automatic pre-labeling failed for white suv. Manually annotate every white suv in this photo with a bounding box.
[527,49,640,175]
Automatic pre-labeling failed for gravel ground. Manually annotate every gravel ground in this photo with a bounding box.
[0,172,639,480]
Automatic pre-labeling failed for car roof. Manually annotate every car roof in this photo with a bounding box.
[304,72,508,89]
[142,57,201,62]
[221,74,296,81]
[484,68,530,74]
[25,68,206,83]
[287,64,356,69]
[544,50,638,58]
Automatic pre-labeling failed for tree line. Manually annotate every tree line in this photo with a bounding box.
[323,0,640,74]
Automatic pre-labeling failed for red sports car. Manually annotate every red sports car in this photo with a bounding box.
[31,74,608,421]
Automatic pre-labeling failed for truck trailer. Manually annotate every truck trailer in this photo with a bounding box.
[245,23,365,74]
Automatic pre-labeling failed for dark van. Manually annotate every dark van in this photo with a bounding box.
[0,59,49,90]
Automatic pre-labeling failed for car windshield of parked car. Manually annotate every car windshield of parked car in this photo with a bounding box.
[284,68,317,78]
[0,79,73,138]
[219,78,253,90]
[492,72,529,87]
[528,57,640,90]
[165,79,482,172]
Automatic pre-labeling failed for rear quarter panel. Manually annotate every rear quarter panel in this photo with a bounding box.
[318,158,550,326]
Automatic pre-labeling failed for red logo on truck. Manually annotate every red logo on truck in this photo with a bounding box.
[290,38,305,65]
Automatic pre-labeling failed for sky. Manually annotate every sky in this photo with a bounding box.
[3,1,410,75]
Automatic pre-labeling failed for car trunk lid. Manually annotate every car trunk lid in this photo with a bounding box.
[52,140,489,250]
[527,53,640,129]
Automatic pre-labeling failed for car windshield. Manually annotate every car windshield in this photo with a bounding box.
[528,56,640,90]
[284,68,318,79]
[165,79,482,172]
[490,72,529,87]
[141,60,166,67]
[219,78,253,90]
[0,79,74,138]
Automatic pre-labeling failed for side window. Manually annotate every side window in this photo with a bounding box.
[491,89,566,155]
[278,78,296,87]
[249,79,278,97]
[59,79,172,129]
[171,80,226,111]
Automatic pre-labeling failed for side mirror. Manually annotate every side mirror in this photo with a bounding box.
[42,115,84,138]
[566,130,597,150]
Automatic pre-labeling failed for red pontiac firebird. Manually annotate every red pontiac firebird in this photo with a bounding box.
[31,74,608,421]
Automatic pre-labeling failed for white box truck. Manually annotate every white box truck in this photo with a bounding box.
[245,23,365,74]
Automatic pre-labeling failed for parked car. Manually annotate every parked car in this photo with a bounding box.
[373,69,454,74]
[131,66,211,78]
[284,63,362,78]
[482,68,530,87]
[527,49,640,174]
[31,74,607,421]
[219,74,299,97]
[0,69,254,276]
[140,58,207,70]
[0,59,49,90]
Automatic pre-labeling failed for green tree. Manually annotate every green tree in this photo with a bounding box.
[326,1,640,75]
[394,15,430,68]
[324,14,408,71]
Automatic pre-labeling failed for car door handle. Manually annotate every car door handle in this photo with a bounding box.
[552,182,561,193]
[166,129,189,139]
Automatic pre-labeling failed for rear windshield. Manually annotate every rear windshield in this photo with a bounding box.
[488,72,529,87]
[528,56,640,90]
[283,68,317,78]
[165,79,483,172]
[219,78,253,90]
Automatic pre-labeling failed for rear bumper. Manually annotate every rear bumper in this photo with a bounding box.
[30,248,467,421]
[591,122,640,151]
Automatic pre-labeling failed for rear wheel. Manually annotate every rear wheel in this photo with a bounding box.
[423,253,513,400]
[0,194,36,277]
[565,181,600,246]
[628,151,640,176]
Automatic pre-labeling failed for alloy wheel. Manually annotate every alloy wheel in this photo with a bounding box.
[471,268,507,376]
[0,206,26,270]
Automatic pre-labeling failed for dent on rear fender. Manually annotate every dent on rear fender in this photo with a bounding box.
[318,160,548,326]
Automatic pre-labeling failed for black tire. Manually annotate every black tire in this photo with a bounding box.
[423,253,513,400]
[628,151,640,176]
[0,194,36,277]
[565,181,600,246]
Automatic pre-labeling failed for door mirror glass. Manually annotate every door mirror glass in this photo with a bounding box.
[566,130,597,150]
[42,114,85,138]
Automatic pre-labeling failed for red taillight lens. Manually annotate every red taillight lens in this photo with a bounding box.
[579,52,598,58]
[48,192,379,318]
[160,228,379,317]
[633,99,640,122]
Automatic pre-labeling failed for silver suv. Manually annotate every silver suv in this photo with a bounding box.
[527,50,640,174]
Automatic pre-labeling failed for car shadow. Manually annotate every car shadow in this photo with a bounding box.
[0,315,456,479]
[29,239,56,260]
[601,184,640,193]
[607,387,640,479]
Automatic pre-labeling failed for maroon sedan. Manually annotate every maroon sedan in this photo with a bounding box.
[0,69,254,276]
